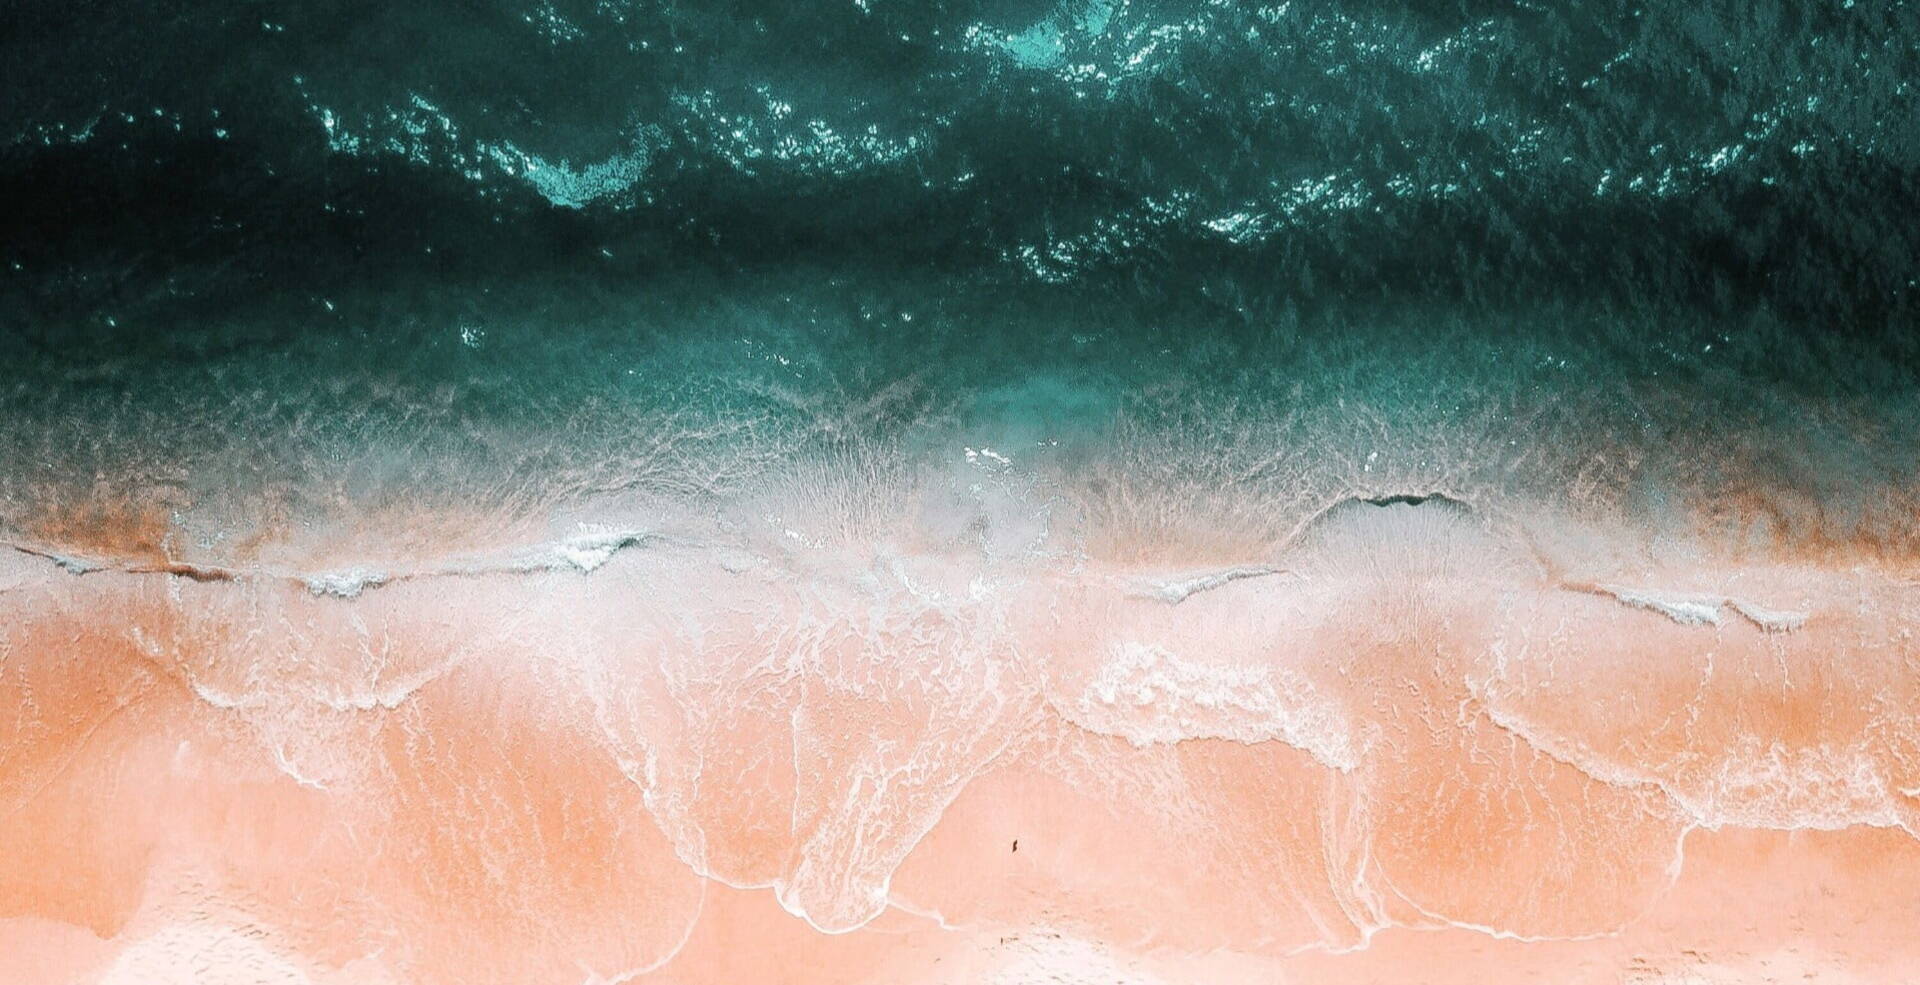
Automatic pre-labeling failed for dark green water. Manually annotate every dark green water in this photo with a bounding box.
[2,0,1917,556]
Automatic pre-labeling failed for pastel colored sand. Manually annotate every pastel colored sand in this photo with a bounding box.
[4,480,1918,982]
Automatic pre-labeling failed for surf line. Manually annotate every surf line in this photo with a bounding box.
[4,526,667,600]
[1560,580,1808,632]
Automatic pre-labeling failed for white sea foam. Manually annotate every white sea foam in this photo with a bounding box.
[548,525,651,573]
[302,567,390,598]
[1726,597,1810,632]
[7,525,657,594]
[1072,640,1357,770]
[1481,693,1902,831]
[1130,565,1287,604]
[1580,583,1810,632]
[1595,584,1725,625]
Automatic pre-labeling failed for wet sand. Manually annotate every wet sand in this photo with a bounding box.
[2,492,1918,983]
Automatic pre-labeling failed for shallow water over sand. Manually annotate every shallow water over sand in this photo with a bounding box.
[5,477,1919,982]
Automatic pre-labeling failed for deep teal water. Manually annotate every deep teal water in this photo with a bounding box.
[1,0,1917,550]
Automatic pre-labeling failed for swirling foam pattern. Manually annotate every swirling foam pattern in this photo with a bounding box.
[4,0,1920,981]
